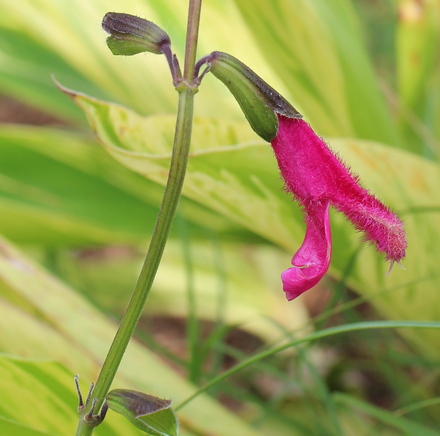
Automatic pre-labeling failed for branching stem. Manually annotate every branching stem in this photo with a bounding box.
[74,1,203,434]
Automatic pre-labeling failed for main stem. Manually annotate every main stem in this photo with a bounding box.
[75,1,202,435]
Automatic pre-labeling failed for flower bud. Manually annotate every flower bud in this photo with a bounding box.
[206,51,302,141]
[102,12,171,56]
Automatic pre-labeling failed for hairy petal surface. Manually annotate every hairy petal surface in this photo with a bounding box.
[271,115,407,299]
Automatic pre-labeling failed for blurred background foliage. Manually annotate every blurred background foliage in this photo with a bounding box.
[0,0,439,435]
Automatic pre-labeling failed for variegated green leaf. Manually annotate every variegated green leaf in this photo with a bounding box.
[66,90,440,355]
[231,0,401,148]
[396,0,440,154]
[0,124,255,246]
[0,236,270,436]
[0,417,54,436]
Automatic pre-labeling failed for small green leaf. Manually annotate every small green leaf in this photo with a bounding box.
[107,389,178,436]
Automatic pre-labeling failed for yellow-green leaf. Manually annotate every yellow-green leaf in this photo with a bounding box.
[0,236,271,436]
[67,90,440,356]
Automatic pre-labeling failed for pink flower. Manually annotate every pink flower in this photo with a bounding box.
[271,115,407,300]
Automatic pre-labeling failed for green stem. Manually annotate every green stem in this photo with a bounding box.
[74,1,202,435]
[183,0,202,81]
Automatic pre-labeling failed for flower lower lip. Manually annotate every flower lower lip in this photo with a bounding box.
[281,202,332,300]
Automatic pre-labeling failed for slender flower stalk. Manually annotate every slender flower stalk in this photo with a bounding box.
[74,1,202,435]
[271,115,407,300]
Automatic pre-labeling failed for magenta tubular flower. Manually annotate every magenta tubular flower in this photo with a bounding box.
[271,115,407,300]
[204,51,406,300]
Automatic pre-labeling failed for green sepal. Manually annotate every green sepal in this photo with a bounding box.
[206,51,302,141]
[102,12,171,56]
[106,389,178,436]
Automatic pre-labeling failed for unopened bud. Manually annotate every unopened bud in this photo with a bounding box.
[102,12,171,56]
[206,51,302,141]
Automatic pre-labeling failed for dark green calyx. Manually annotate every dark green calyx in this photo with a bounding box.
[204,51,302,142]
[106,389,178,436]
[102,12,171,56]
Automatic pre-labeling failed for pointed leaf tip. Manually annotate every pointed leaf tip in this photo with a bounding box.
[102,12,171,56]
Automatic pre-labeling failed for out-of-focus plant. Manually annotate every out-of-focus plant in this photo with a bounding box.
[0,0,440,435]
